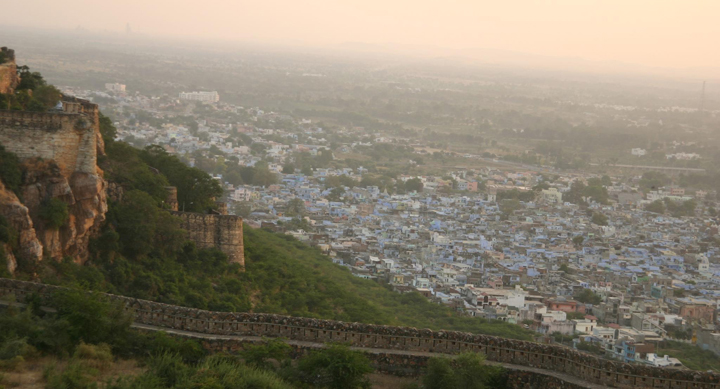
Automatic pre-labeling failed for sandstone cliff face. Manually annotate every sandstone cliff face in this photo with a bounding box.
[0,49,108,272]
[0,181,43,273]
[0,47,19,95]
[18,160,107,263]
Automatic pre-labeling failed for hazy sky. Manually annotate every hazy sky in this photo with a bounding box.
[8,0,720,69]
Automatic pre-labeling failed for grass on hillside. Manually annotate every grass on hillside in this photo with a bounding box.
[242,226,533,340]
[660,341,720,372]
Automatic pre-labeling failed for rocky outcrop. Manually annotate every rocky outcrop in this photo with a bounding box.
[18,159,107,263]
[0,181,43,273]
[0,48,108,271]
[0,47,19,95]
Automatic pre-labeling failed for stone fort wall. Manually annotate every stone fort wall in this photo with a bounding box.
[0,98,100,177]
[172,212,244,266]
[164,187,244,267]
[1,278,718,389]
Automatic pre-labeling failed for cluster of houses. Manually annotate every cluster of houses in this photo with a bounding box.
[73,83,720,369]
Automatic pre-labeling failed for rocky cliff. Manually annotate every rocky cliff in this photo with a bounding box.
[18,159,107,263]
[0,180,43,273]
[0,49,107,272]
[0,47,19,95]
[0,116,107,273]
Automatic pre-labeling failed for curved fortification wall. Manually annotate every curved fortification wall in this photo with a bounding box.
[1,278,718,388]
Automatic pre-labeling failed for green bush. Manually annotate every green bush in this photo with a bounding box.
[296,343,373,389]
[423,352,507,389]
[241,338,292,370]
[51,288,133,350]
[39,198,69,229]
[144,352,190,387]
[0,338,37,360]
[187,355,293,389]
[45,360,99,389]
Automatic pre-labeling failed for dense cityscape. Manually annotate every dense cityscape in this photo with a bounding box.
[55,78,720,369]
[1,7,720,386]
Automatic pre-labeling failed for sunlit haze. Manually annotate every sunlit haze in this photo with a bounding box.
[7,0,720,71]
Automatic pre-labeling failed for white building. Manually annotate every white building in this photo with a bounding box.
[231,187,254,202]
[105,83,126,93]
[541,188,563,204]
[698,254,710,272]
[573,318,597,334]
[631,148,646,156]
[179,91,220,103]
[645,354,683,367]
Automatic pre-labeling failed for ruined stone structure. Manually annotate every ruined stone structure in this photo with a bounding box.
[172,212,245,266]
[165,186,179,211]
[0,52,107,269]
[164,187,244,266]
[2,278,719,388]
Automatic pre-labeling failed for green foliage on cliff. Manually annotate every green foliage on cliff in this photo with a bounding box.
[39,198,70,229]
[0,65,61,111]
[101,135,223,212]
[0,145,22,196]
[110,190,185,258]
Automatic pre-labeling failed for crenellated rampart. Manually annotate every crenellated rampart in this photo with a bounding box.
[0,278,718,388]
[0,98,100,177]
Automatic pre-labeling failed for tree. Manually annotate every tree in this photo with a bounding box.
[564,181,587,205]
[252,167,279,187]
[566,311,587,320]
[572,236,584,248]
[327,187,345,202]
[32,85,61,109]
[51,288,133,348]
[0,145,23,196]
[241,338,291,371]
[639,172,669,191]
[224,169,244,186]
[282,163,295,174]
[645,200,665,214]
[297,344,373,389]
[499,199,522,215]
[39,198,69,229]
[113,190,185,258]
[233,202,253,218]
[141,145,223,212]
[99,113,118,145]
[591,212,608,226]
[285,198,306,217]
[575,289,602,305]
[16,67,46,91]
[404,178,424,193]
